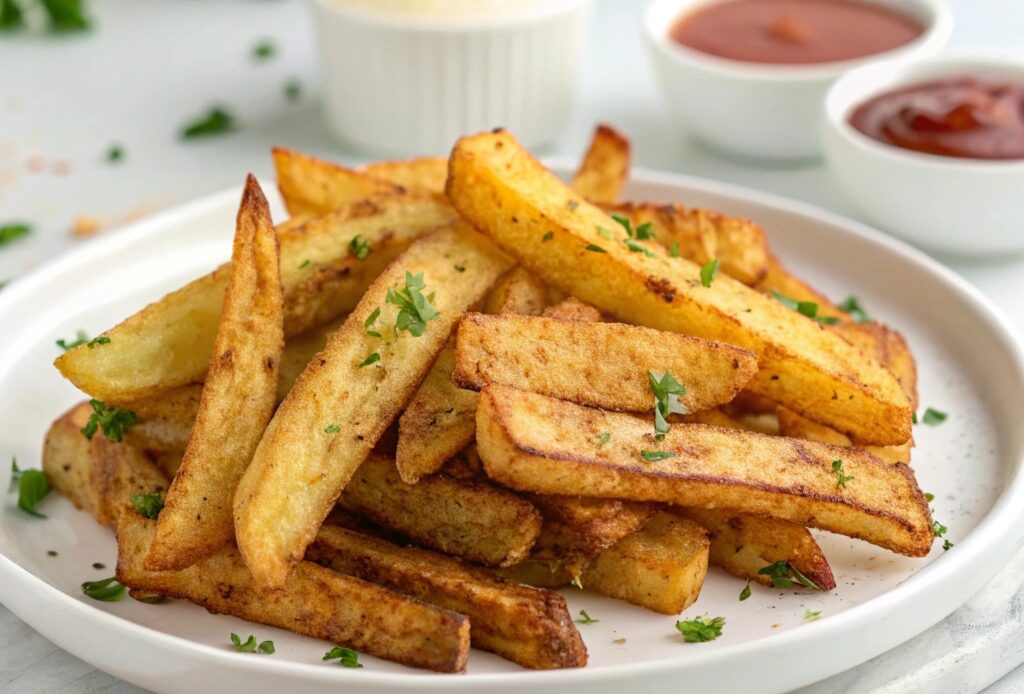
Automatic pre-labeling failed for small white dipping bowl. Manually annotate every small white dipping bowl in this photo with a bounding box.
[824,54,1024,257]
[642,0,952,161]
[307,0,592,156]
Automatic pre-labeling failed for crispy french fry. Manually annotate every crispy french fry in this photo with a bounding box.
[339,455,541,567]
[234,224,514,587]
[447,130,912,445]
[117,513,471,673]
[147,177,284,571]
[56,194,456,403]
[361,157,449,195]
[679,507,837,591]
[309,524,587,669]
[541,297,602,322]
[528,495,656,556]
[581,511,709,615]
[272,147,401,216]
[476,385,933,556]
[570,124,630,205]
[439,444,484,480]
[777,406,912,465]
[483,266,550,316]
[833,321,919,408]
[453,313,757,414]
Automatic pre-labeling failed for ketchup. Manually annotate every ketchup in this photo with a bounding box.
[670,0,923,66]
[849,77,1024,160]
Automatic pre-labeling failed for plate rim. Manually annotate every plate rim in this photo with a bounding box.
[2,161,1023,691]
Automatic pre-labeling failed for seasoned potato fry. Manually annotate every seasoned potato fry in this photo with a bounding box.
[117,513,471,673]
[528,495,655,556]
[570,124,630,205]
[395,338,479,483]
[439,444,484,480]
[56,194,456,403]
[147,177,284,571]
[361,157,448,195]
[755,252,846,322]
[542,297,602,322]
[484,266,550,316]
[453,313,757,414]
[234,224,514,587]
[581,511,709,615]
[834,321,919,408]
[447,130,912,445]
[310,525,587,669]
[777,406,912,465]
[679,507,837,591]
[339,455,541,567]
[476,385,933,556]
[272,147,401,216]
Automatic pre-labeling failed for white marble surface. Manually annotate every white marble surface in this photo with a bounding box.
[2,0,1024,692]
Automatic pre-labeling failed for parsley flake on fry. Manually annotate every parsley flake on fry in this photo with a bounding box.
[758,560,822,591]
[386,271,439,337]
[130,491,164,520]
[832,459,854,488]
[699,259,719,288]
[80,400,136,443]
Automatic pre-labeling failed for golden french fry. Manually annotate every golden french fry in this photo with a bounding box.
[833,321,919,408]
[476,385,933,556]
[528,495,655,556]
[147,177,284,571]
[361,157,449,195]
[272,147,401,216]
[309,524,587,669]
[234,223,514,587]
[447,130,912,445]
[541,297,602,322]
[777,406,912,465]
[340,455,541,567]
[570,124,630,205]
[484,266,551,316]
[453,312,757,414]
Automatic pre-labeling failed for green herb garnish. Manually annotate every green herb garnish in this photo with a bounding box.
[324,424,340,434]
[576,609,598,624]
[386,271,439,337]
[231,633,275,653]
[772,291,840,325]
[0,222,30,247]
[924,492,935,503]
[585,244,606,253]
[252,38,275,60]
[838,296,869,323]
[17,469,50,518]
[625,240,655,258]
[180,107,236,139]
[832,459,854,488]
[649,370,688,438]
[597,226,614,240]
[739,580,751,601]
[56,330,89,351]
[40,0,90,31]
[323,646,362,668]
[933,519,953,549]
[80,400,137,443]
[348,235,370,260]
[758,560,821,591]
[675,615,725,643]
[570,574,583,590]
[804,610,821,621]
[597,432,610,448]
[130,491,164,520]
[640,450,676,462]
[299,259,310,269]
[9,457,20,492]
[670,241,680,258]
[542,231,554,242]
[921,408,947,426]
[610,213,654,240]
[87,335,110,348]
[454,264,465,273]
[566,200,579,211]
[0,0,24,29]
[81,577,126,602]
[106,145,124,163]
[699,259,719,288]
[358,352,380,368]
[364,307,382,337]
[284,78,301,102]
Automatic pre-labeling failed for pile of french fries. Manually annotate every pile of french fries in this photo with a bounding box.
[42,124,933,672]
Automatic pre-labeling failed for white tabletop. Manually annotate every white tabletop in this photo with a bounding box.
[2,1,1023,692]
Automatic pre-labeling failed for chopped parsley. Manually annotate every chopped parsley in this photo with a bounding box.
[596,432,611,448]
[640,450,676,462]
[81,577,126,602]
[324,424,341,434]
[358,352,380,368]
[649,370,688,439]
[130,491,164,520]
[838,296,869,323]
[772,291,840,325]
[597,226,614,240]
[804,610,822,621]
[610,213,654,240]
[348,235,371,260]
[386,271,439,337]
[576,609,598,624]
[932,519,949,539]
[41,0,90,31]
[87,335,110,348]
[80,400,137,443]
[585,244,606,253]
[56,330,89,351]
[832,459,854,488]
[943,538,954,551]
[670,241,680,258]
[625,240,655,258]
[364,307,382,337]
[699,259,719,288]
[180,107,236,139]
[231,633,275,653]
[542,231,554,242]
[8,457,20,492]
[251,38,275,61]
[570,574,583,590]
[0,0,24,29]
[454,264,465,273]
[0,222,30,247]
[921,408,947,426]
[17,468,50,518]
[758,560,821,591]
[299,259,310,269]
[323,646,362,668]
[675,615,724,643]
[284,78,301,102]
[739,580,751,601]
[106,145,124,163]
[924,492,935,503]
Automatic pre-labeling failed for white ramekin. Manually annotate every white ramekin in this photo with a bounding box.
[307,0,592,156]
[642,0,952,161]
[824,54,1024,257]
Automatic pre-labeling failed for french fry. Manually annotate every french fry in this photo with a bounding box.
[580,511,709,615]
[754,252,846,322]
[542,297,602,322]
[453,313,757,414]
[439,443,485,480]
[483,266,550,316]
[834,321,919,408]
[147,177,284,571]
[528,495,655,556]
[309,524,587,669]
[234,223,514,587]
[679,507,837,591]
[339,455,541,567]
[272,147,401,216]
[447,130,912,445]
[476,385,934,556]
[361,157,449,195]
[570,124,630,205]
[777,406,912,465]
[56,194,456,403]
[117,513,471,673]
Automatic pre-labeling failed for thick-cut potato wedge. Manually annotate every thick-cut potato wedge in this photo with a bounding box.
[395,338,479,483]
[570,124,630,205]
[496,560,574,589]
[361,157,448,195]
[453,313,757,414]
[272,147,402,216]
[117,513,470,673]
[606,202,769,286]
[542,297,602,322]
[528,495,656,556]
[147,178,284,571]
[581,511,709,615]
[777,406,912,465]
[56,194,456,403]
[755,252,846,322]
[679,507,837,591]
[476,385,933,556]
[834,321,919,408]
[339,455,541,567]
[448,130,911,445]
[43,403,168,526]
[309,525,587,669]
[234,224,514,587]
[484,266,550,316]
[439,444,484,480]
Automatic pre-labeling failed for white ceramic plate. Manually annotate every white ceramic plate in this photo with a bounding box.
[1,164,1023,694]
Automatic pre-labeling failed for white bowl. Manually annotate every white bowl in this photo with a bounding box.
[642,0,952,161]
[824,54,1024,257]
[307,0,592,156]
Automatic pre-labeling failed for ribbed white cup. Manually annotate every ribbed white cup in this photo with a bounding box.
[308,0,592,156]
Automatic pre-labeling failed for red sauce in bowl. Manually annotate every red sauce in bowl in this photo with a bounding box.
[849,77,1024,160]
[670,0,923,65]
